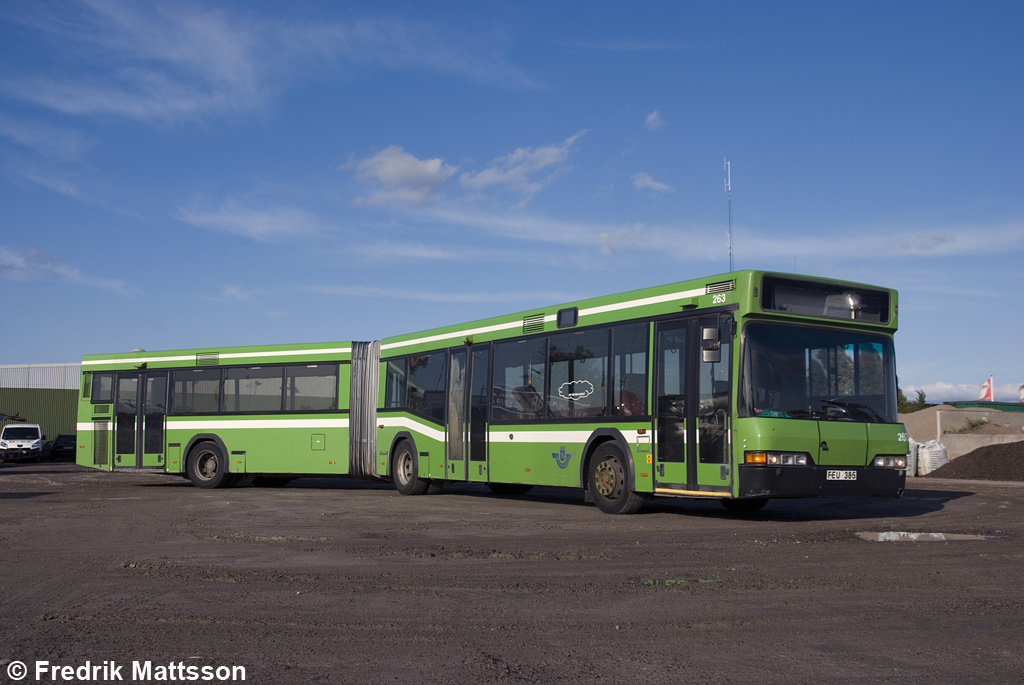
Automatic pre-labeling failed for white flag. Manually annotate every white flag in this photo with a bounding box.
[979,376,993,402]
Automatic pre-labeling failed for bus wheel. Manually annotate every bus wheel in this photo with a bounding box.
[588,444,644,515]
[720,498,768,513]
[187,441,232,489]
[392,440,429,496]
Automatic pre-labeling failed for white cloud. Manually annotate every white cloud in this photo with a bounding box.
[903,381,1024,404]
[217,284,257,302]
[349,146,457,206]
[599,223,647,255]
[633,172,675,195]
[300,284,575,305]
[288,17,536,88]
[0,114,93,160]
[645,109,665,130]
[0,248,128,294]
[739,222,1024,260]
[0,4,534,125]
[1,3,264,123]
[459,131,587,200]
[178,200,323,242]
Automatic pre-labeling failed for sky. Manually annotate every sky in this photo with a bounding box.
[1,1,1022,403]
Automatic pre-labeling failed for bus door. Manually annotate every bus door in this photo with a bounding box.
[113,371,168,469]
[446,350,468,481]
[467,346,490,483]
[655,315,733,494]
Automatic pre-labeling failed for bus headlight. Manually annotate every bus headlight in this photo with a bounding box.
[745,451,811,466]
[872,456,907,469]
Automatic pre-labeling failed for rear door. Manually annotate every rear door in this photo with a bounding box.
[467,346,490,483]
[446,349,468,481]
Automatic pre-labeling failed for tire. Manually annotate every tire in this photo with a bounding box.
[587,443,644,515]
[488,483,534,496]
[186,441,233,489]
[392,440,429,496]
[720,498,769,513]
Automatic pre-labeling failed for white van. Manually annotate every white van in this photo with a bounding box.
[0,423,45,463]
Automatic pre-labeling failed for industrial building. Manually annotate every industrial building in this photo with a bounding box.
[0,363,80,453]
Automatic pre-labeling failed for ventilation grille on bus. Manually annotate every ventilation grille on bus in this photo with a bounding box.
[196,352,220,366]
[522,314,546,334]
[93,421,109,466]
[93,405,111,415]
[705,280,735,294]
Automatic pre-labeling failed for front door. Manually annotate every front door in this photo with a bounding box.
[114,371,167,469]
[655,315,733,493]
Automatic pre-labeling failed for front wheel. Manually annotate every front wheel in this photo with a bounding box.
[588,444,644,515]
[392,440,429,496]
[186,441,234,489]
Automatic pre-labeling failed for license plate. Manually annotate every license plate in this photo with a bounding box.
[827,470,857,481]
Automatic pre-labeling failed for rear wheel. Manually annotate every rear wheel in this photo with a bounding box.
[588,443,644,515]
[392,440,429,496]
[186,441,233,489]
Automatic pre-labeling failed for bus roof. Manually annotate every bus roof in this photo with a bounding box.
[82,340,354,370]
[378,270,897,356]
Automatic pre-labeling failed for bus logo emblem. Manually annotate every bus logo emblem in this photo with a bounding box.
[552,446,574,469]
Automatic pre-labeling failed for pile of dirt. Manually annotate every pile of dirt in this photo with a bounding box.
[923,441,1024,482]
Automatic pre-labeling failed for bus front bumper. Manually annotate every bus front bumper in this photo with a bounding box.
[737,465,906,499]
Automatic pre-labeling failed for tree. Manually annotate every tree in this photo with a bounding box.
[898,388,927,413]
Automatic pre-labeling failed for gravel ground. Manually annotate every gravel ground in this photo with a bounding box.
[2,462,1024,679]
[2,463,1024,683]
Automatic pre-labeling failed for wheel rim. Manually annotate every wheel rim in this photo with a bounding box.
[195,450,219,481]
[396,449,413,485]
[595,457,624,499]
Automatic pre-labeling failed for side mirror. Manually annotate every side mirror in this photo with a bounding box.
[701,326,721,363]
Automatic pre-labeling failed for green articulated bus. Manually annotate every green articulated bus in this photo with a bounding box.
[77,270,908,514]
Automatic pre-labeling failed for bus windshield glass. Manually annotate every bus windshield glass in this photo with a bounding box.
[739,323,897,423]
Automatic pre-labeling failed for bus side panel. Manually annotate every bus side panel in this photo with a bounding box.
[487,435,581,487]
[168,419,349,476]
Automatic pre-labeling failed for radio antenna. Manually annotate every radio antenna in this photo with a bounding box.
[724,157,733,271]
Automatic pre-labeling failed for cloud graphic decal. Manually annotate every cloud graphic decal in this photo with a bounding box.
[558,380,594,401]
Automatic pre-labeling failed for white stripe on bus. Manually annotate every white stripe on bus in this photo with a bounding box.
[82,347,353,367]
[488,429,645,443]
[381,286,706,352]
[377,416,446,442]
[77,418,349,432]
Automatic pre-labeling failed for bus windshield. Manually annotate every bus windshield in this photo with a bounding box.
[739,323,897,423]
